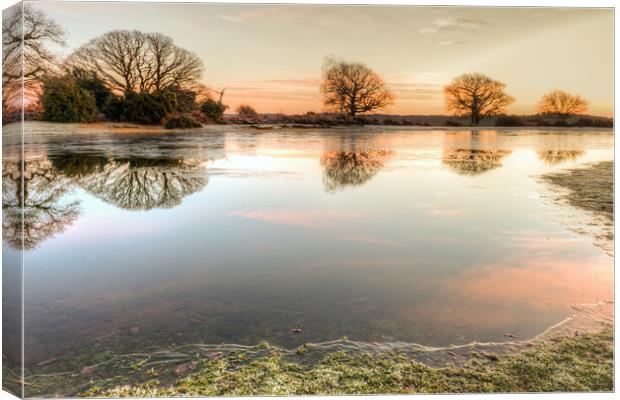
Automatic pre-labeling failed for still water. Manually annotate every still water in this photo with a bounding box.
[2,122,614,366]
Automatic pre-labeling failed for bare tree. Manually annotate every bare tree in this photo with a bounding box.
[444,73,514,125]
[67,30,203,94]
[2,4,65,113]
[321,57,394,117]
[537,90,588,118]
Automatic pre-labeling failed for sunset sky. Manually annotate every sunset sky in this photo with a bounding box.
[33,2,613,116]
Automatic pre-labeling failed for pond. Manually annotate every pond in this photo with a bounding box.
[2,122,614,371]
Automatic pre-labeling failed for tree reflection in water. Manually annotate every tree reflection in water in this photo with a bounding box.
[320,136,393,192]
[537,150,584,165]
[51,155,208,211]
[442,131,511,175]
[2,160,80,250]
[2,154,209,250]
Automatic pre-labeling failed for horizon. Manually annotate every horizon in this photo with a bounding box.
[32,2,614,117]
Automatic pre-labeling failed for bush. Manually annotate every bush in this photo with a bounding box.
[573,118,613,128]
[70,68,112,110]
[121,91,177,125]
[165,86,198,113]
[236,104,258,119]
[495,115,525,126]
[445,120,462,126]
[101,95,125,121]
[41,78,97,123]
[164,116,202,129]
[200,99,228,123]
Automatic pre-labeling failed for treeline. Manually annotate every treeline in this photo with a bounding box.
[1,6,612,128]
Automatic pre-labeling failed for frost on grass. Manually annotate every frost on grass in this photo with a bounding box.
[82,326,612,396]
[541,161,613,254]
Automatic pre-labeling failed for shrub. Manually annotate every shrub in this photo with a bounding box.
[236,104,258,119]
[101,95,125,121]
[164,116,202,129]
[165,86,198,113]
[573,118,613,128]
[495,115,525,127]
[41,78,97,123]
[70,68,112,110]
[200,99,228,123]
[445,120,462,126]
[122,91,177,124]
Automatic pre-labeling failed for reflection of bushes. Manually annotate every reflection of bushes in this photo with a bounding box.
[321,150,392,192]
[537,150,584,165]
[443,149,511,176]
[49,153,109,178]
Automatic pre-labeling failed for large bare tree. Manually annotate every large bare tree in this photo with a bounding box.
[537,90,588,118]
[444,73,514,125]
[2,4,65,114]
[67,30,203,94]
[321,57,394,117]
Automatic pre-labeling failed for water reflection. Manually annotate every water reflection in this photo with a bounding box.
[2,160,80,250]
[537,150,585,165]
[321,136,393,192]
[442,131,511,175]
[2,154,209,249]
[63,156,207,210]
[5,126,613,376]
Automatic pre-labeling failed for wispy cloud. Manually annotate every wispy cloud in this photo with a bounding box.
[437,40,468,46]
[227,79,321,101]
[384,72,446,101]
[419,16,491,35]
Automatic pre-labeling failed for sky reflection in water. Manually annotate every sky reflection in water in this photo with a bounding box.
[2,124,614,364]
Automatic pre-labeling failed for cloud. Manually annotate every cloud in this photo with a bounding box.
[437,40,468,46]
[419,16,491,35]
[384,72,446,101]
[217,14,244,23]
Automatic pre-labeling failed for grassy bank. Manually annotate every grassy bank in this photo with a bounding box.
[541,161,613,252]
[82,327,612,396]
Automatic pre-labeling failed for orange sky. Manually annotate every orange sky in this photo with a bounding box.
[34,2,613,116]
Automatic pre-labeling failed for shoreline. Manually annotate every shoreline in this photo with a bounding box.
[14,301,613,397]
[540,161,614,255]
[2,120,615,136]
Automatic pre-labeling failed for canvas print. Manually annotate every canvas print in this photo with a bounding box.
[1,1,614,398]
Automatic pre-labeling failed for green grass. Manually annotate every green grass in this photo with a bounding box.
[83,326,613,396]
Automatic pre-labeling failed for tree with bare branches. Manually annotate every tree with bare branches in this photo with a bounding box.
[67,30,203,94]
[321,57,394,117]
[2,4,65,114]
[444,73,514,125]
[537,90,588,118]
